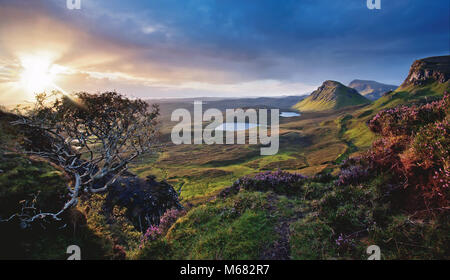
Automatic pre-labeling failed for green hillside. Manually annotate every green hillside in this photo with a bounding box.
[135,56,450,259]
[343,55,450,149]
[294,80,370,112]
[1,56,448,260]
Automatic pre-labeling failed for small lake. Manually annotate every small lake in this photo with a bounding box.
[215,122,259,131]
[280,112,301,117]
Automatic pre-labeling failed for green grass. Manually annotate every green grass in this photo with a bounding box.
[0,154,68,216]
[343,119,376,149]
[137,190,278,260]
[294,96,337,111]
[2,76,448,260]
[289,217,336,260]
[373,80,449,110]
[0,154,117,260]
[341,80,449,150]
[293,81,370,112]
[130,107,365,203]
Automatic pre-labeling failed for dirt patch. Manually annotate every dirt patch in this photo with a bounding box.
[260,195,303,260]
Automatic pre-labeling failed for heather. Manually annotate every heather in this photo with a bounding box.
[137,94,450,259]
[303,93,450,259]
[136,191,278,260]
[2,93,448,260]
[366,92,449,209]
[230,170,307,195]
[1,65,448,260]
[141,208,186,246]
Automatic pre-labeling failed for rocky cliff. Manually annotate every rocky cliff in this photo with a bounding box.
[400,55,450,88]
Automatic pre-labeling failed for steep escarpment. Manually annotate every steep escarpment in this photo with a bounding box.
[400,56,450,88]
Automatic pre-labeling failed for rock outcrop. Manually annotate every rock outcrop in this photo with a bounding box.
[400,56,450,88]
[105,174,182,231]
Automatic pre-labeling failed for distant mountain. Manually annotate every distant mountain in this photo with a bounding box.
[152,95,307,122]
[348,80,397,101]
[293,80,370,112]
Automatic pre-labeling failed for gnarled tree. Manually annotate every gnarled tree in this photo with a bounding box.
[1,91,160,227]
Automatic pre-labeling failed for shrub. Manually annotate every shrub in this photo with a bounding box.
[370,214,450,259]
[112,244,127,260]
[334,233,356,254]
[364,92,449,209]
[407,120,450,207]
[140,208,186,248]
[321,93,450,259]
[290,218,336,260]
[158,208,187,234]
[368,94,448,137]
[138,190,277,260]
[336,165,369,186]
[232,170,307,195]
[319,185,373,234]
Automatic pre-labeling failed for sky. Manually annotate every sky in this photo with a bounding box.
[0,0,449,105]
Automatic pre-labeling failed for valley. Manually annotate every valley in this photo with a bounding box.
[1,55,449,260]
[130,100,368,204]
[0,0,448,263]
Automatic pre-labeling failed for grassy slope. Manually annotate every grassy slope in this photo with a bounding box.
[294,82,370,112]
[130,109,361,205]
[139,171,448,260]
[0,153,138,260]
[137,188,309,260]
[2,73,448,259]
[0,111,137,260]
[136,76,450,260]
[343,80,450,150]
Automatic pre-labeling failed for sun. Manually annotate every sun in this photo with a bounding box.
[19,55,57,94]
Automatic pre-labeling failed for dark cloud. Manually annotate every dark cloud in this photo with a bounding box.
[0,0,449,100]
[62,0,450,84]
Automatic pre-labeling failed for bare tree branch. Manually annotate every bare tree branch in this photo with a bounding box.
[1,91,160,228]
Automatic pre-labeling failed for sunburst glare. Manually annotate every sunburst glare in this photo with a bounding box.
[19,55,61,95]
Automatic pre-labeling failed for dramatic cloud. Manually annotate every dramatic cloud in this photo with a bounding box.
[0,0,448,104]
